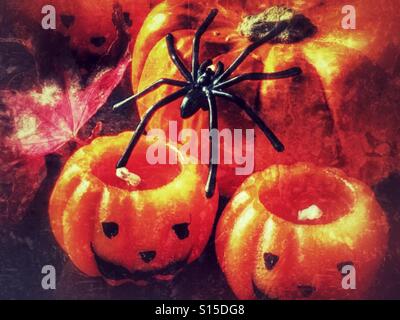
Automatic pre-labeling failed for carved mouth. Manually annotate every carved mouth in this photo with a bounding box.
[252,282,278,300]
[91,244,188,282]
[252,282,316,299]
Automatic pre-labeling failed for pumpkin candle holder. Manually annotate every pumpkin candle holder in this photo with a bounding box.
[216,163,389,299]
[49,131,218,286]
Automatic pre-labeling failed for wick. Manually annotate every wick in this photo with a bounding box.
[298,204,323,221]
[116,167,141,187]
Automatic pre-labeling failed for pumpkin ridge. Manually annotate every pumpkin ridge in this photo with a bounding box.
[49,172,83,248]
[252,214,276,297]
[61,178,90,245]
[225,200,267,299]
[61,179,101,275]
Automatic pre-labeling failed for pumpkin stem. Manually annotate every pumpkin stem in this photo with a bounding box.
[116,167,141,187]
[238,5,316,43]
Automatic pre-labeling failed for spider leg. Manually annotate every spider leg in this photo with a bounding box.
[214,21,289,84]
[166,34,193,82]
[214,62,225,79]
[212,90,284,152]
[192,9,218,81]
[113,78,188,110]
[116,88,188,169]
[205,90,218,198]
[198,59,213,77]
[214,67,301,90]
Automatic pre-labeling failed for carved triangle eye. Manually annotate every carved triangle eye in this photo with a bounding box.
[60,15,75,29]
[102,222,119,239]
[173,223,190,240]
[263,252,279,270]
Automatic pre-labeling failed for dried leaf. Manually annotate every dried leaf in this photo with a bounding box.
[1,55,130,157]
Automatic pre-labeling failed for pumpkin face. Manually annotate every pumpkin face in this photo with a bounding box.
[49,132,218,285]
[13,0,161,56]
[132,0,400,196]
[215,163,389,299]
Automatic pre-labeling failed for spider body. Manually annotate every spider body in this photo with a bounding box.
[113,9,302,198]
[180,88,208,118]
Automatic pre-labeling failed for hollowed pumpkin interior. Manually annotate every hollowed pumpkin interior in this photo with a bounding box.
[91,142,182,191]
[259,170,354,225]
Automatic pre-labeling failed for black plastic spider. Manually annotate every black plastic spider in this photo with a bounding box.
[113,9,302,198]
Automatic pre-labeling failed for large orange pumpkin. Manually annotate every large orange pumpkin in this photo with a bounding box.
[215,163,389,299]
[49,132,218,285]
[131,0,400,196]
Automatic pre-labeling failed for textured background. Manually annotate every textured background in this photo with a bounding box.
[0,0,400,299]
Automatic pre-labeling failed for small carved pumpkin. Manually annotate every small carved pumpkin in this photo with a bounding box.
[13,0,161,55]
[49,132,218,285]
[216,163,389,299]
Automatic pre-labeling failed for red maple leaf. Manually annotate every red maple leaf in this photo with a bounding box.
[2,55,130,157]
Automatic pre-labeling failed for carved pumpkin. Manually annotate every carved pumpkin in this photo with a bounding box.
[49,132,218,285]
[131,0,400,196]
[215,163,389,299]
[12,0,161,55]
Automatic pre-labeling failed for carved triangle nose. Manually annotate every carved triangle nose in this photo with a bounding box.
[139,251,156,263]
